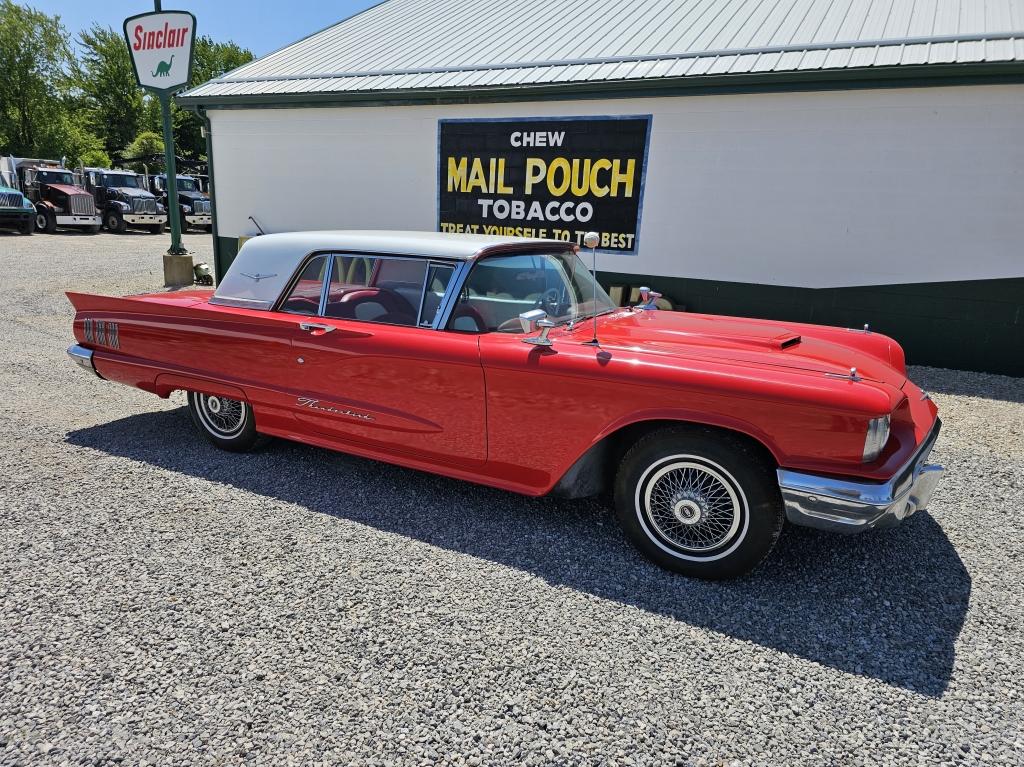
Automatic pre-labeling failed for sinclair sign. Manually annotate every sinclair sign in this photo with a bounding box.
[123,10,196,93]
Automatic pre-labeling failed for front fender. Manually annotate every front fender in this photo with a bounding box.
[594,407,784,465]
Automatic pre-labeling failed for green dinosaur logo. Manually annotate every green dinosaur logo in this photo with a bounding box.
[151,54,175,77]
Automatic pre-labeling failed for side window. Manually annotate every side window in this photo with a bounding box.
[323,255,425,327]
[279,255,329,315]
[418,264,455,328]
[451,255,573,333]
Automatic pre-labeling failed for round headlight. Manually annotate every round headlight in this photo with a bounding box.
[181,204,192,213]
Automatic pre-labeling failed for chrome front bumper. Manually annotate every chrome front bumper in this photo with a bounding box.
[124,213,166,225]
[67,344,101,378]
[778,420,943,533]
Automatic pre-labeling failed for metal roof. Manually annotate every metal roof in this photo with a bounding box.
[181,0,1024,104]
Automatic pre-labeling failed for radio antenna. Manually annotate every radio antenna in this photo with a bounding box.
[582,231,600,347]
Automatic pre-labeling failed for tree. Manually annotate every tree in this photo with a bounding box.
[77,24,143,157]
[80,148,111,168]
[173,36,254,158]
[124,130,164,171]
[38,113,107,167]
[0,0,76,156]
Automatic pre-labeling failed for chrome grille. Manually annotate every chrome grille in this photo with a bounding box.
[131,197,158,214]
[0,192,23,208]
[193,199,211,214]
[69,194,95,216]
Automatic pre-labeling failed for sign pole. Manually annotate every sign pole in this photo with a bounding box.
[159,90,187,255]
[124,2,196,280]
[153,0,185,256]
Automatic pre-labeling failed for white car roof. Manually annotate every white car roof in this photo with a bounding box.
[211,230,571,310]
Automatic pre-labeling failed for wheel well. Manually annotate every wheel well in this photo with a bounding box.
[549,419,778,499]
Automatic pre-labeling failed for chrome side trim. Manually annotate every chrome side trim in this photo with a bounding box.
[778,419,943,534]
[67,344,101,378]
[208,295,274,310]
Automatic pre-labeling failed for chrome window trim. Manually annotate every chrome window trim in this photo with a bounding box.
[318,253,335,316]
[434,260,473,331]
[209,295,274,310]
[414,260,432,328]
[421,261,457,329]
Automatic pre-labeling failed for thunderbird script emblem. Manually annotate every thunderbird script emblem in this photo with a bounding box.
[240,272,277,282]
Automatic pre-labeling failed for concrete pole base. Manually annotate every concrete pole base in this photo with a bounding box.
[163,254,195,287]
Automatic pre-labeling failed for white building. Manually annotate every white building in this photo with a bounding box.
[179,0,1024,375]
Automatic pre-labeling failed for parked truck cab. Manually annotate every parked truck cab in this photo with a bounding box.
[81,168,167,234]
[2,157,102,234]
[0,180,35,235]
[151,174,212,232]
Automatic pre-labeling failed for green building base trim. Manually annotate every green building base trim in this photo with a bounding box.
[601,272,1024,377]
[213,236,1020,376]
[214,235,239,282]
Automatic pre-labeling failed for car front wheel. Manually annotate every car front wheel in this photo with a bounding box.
[187,391,264,452]
[614,426,783,579]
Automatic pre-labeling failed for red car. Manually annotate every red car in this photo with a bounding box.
[67,231,943,579]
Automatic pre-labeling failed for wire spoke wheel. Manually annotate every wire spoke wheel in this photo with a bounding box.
[195,394,247,438]
[638,456,746,557]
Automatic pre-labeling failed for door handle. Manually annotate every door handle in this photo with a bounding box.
[299,322,335,335]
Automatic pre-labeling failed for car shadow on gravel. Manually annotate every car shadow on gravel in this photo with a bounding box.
[68,408,970,698]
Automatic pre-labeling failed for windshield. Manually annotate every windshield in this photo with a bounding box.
[37,170,74,185]
[176,177,197,192]
[103,174,139,188]
[454,251,616,333]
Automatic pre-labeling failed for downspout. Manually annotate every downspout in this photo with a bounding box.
[195,104,224,283]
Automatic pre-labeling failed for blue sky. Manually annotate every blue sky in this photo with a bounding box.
[34,1,381,58]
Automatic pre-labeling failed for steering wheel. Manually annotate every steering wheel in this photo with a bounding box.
[536,288,569,318]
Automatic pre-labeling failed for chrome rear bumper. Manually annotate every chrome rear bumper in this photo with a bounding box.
[778,420,943,533]
[67,344,101,378]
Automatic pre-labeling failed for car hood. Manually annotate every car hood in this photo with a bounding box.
[581,310,907,388]
[110,186,155,198]
[177,191,209,202]
[48,183,90,196]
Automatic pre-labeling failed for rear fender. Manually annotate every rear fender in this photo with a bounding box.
[154,373,247,402]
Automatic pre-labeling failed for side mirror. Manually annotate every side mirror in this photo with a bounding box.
[519,309,555,347]
[518,308,546,334]
[636,286,662,311]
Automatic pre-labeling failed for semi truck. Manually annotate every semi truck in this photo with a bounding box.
[150,173,213,232]
[80,167,167,234]
[0,180,35,235]
[1,157,101,233]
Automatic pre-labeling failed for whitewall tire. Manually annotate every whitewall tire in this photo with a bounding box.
[187,391,265,452]
[614,425,783,579]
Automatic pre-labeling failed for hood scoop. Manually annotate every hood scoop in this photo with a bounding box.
[775,333,802,349]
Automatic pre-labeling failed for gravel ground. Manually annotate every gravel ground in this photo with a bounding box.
[1,230,1022,766]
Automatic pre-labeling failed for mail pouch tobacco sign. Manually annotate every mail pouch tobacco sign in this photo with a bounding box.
[438,116,652,255]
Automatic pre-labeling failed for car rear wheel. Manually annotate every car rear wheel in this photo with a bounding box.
[187,391,265,452]
[613,425,783,579]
